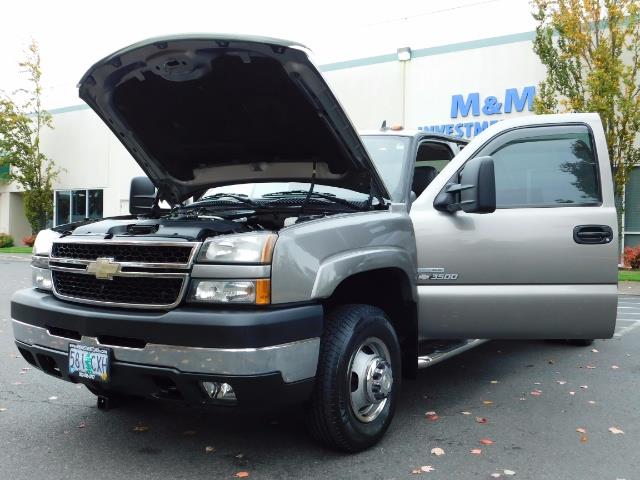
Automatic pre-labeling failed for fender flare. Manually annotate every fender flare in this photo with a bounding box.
[310,246,417,302]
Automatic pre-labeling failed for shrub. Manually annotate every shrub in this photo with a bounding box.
[22,234,37,247]
[0,233,14,248]
[623,246,640,270]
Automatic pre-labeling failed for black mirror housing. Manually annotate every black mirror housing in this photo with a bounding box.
[434,156,496,214]
[129,176,156,215]
[459,156,496,213]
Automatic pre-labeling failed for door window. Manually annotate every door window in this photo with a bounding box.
[477,125,601,208]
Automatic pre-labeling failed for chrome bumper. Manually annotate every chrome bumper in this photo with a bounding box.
[12,319,319,383]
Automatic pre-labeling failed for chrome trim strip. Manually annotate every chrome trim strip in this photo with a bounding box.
[50,257,194,270]
[191,264,271,279]
[12,320,319,383]
[50,265,187,278]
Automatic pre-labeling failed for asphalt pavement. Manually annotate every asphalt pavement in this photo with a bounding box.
[1,256,639,480]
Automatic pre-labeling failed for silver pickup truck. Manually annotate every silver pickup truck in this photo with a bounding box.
[11,35,618,452]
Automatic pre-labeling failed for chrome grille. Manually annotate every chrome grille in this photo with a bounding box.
[49,240,198,309]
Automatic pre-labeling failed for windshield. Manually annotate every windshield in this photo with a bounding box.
[201,135,410,202]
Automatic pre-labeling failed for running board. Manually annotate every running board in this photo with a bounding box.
[417,339,488,369]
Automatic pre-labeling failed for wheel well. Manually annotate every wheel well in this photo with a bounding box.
[323,268,418,378]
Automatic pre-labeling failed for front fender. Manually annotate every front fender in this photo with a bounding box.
[270,210,417,304]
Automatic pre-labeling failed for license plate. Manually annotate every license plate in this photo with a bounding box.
[68,344,111,382]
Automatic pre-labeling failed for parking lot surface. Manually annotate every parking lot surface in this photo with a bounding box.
[1,257,638,480]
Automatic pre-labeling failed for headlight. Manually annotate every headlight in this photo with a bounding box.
[198,232,277,264]
[32,267,53,291]
[188,279,270,304]
[32,229,60,269]
[33,229,60,256]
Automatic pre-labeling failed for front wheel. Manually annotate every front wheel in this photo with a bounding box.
[307,304,401,452]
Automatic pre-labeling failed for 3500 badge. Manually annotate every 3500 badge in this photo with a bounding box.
[417,268,459,281]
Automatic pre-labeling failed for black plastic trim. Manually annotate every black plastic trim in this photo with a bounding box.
[11,288,323,349]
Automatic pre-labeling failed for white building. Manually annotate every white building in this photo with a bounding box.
[1,28,638,247]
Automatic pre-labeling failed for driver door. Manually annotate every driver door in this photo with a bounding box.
[409,113,618,339]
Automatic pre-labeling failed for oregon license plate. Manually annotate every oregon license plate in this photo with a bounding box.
[68,344,111,382]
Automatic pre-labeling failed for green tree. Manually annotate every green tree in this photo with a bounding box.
[531,0,640,243]
[0,40,59,233]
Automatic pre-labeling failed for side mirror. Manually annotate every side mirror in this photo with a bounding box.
[434,156,496,214]
[129,176,156,215]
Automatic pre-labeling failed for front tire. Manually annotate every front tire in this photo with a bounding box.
[307,304,401,452]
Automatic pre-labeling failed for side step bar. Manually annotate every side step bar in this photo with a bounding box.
[417,339,488,369]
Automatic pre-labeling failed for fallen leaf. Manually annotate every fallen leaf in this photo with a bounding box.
[576,428,586,433]
[425,411,439,421]
[482,400,494,405]
[411,466,435,474]
[77,422,86,429]
[430,447,445,456]
[557,380,567,385]
[461,411,472,415]
[182,430,197,436]
[205,446,216,453]
[591,348,599,353]
[503,470,516,476]
[48,396,58,401]
[608,427,624,435]
[475,416,488,424]
[133,425,149,432]
[611,365,620,369]
[479,438,495,445]
[470,448,482,455]
[580,434,589,443]
[234,472,250,478]
[569,391,576,395]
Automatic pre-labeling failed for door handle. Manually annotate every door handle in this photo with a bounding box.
[573,225,613,244]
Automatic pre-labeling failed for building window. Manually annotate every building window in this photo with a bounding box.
[54,189,103,226]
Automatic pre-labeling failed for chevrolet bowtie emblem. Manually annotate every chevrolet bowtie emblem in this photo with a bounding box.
[86,257,120,280]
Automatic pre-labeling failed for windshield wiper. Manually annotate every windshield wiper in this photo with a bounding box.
[261,190,364,209]
[196,193,255,207]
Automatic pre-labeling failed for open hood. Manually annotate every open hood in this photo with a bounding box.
[78,34,389,204]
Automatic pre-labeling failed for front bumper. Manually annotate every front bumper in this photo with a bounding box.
[11,288,322,407]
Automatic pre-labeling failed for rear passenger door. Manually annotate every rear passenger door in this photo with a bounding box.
[410,114,618,339]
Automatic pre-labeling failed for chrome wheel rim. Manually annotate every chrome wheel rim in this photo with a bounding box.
[347,337,393,423]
